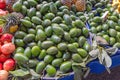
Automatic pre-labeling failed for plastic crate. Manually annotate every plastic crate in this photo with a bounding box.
[87,50,120,74]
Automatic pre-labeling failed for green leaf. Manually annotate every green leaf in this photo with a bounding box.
[104,53,112,68]
[56,71,71,78]
[10,69,29,77]
[30,69,41,79]
[72,65,83,80]
[106,47,118,55]
[83,55,89,62]
[89,49,100,58]
[95,36,108,46]
[72,62,86,68]
[92,40,98,49]
[101,49,112,68]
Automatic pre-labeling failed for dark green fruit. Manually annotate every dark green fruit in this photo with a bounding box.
[36,61,46,74]
[38,50,46,59]
[60,61,72,73]
[113,43,120,48]
[24,47,32,58]
[109,29,117,37]
[14,54,29,63]
[29,59,39,68]
[63,52,71,61]
[77,48,88,58]
[57,43,67,51]
[46,65,56,77]
[67,44,77,52]
[110,37,116,45]
[41,41,54,49]
[46,46,58,55]
[31,46,41,57]
[51,35,61,44]
[72,54,83,63]
[52,58,63,67]
[44,55,54,64]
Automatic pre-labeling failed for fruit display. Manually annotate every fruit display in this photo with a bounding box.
[0,33,16,72]
[0,0,6,9]
[0,0,119,80]
[75,0,86,12]
[12,0,90,78]
[61,0,86,11]
[112,0,120,13]
[88,3,120,48]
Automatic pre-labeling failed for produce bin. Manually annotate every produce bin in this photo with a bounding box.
[87,50,120,74]
[4,0,120,80]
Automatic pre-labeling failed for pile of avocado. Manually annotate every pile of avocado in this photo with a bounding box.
[12,0,120,78]
[13,0,91,77]
[88,3,120,48]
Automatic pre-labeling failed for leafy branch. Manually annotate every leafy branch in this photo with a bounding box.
[89,34,118,73]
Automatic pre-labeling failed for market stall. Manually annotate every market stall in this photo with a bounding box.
[0,0,120,80]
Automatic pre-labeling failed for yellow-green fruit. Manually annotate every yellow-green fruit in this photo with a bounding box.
[31,46,41,57]
[72,54,83,63]
[113,43,120,48]
[24,47,32,58]
[57,43,67,51]
[56,51,63,58]
[67,44,77,52]
[38,50,46,60]
[16,47,24,53]
[15,39,25,47]
[46,46,58,55]
[83,42,91,51]
[46,65,56,77]
[109,29,117,37]
[44,55,54,64]
[13,1,22,12]
[52,58,63,67]
[109,37,116,45]
[103,35,110,43]
[115,26,120,31]
[36,61,46,74]
[60,61,72,73]
[14,54,29,63]
[77,48,88,58]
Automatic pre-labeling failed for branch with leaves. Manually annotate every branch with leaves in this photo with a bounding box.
[89,33,118,73]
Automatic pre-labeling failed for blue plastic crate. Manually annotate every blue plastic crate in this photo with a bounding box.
[87,50,120,74]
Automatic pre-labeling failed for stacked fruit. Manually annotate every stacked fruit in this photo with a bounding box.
[61,0,86,12]
[112,0,120,13]
[0,32,16,73]
[13,0,90,77]
[88,3,120,48]
[0,0,6,9]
